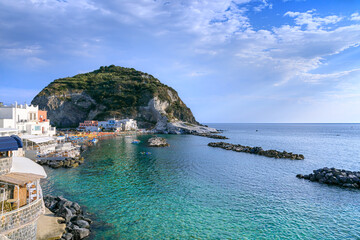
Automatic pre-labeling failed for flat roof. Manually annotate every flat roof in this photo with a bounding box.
[21,135,55,144]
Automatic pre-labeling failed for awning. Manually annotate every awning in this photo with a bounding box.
[0,173,45,185]
[21,135,55,144]
[11,157,47,178]
[0,136,23,152]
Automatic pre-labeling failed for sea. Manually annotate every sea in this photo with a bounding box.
[41,123,360,239]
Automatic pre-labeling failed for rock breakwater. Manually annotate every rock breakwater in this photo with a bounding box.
[36,157,84,168]
[44,195,92,240]
[192,133,228,139]
[208,142,304,160]
[148,137,169,147]
[297,167,360,189]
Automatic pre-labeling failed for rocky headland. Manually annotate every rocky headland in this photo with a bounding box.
[208,142,305,160]
[297,167,360,189]
[148,137,169,147]
[31,65,215,134]
[44,195,92,240]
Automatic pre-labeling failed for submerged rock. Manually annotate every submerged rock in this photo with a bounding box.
[208,142,304,160]
[148,137,170,147]
[297,167,360,189]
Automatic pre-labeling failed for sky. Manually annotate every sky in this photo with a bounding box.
[1,0,360,123]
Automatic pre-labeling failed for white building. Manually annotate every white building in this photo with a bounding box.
[0,103,56,136]
[98,118,137,131]
[118,119,138,131]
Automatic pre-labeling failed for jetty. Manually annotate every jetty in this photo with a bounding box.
[297,167,360,189]
[208,142,304,160]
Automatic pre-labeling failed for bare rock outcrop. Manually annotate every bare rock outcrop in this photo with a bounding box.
[148,137,169,147]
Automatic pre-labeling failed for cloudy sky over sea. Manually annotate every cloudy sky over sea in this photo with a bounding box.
[1,0,360,122]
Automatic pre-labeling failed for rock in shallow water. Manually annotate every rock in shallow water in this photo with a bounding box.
[44,195,92,239]
[297,167,360,189]
[208,142,304,160]
[148,137,170,147]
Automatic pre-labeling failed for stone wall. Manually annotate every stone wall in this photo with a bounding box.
[5,221,37,240]
[0,199,43,235]
[0,157,12,175]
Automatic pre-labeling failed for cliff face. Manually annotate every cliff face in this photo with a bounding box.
[32,65,199,129]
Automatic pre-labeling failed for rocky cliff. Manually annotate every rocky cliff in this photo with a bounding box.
[32,65,208,132]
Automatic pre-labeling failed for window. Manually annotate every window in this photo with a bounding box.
[34,126,41,131]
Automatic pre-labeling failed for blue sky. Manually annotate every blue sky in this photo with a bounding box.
[1,0,360,123]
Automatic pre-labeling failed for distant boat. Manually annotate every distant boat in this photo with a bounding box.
[131,140,140,144]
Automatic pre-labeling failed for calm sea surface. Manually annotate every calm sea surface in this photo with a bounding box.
[41,123,360,239]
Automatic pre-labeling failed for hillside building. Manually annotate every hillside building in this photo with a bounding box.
[79,118,138,132]
[0,103,56,136]
[78,120,100,132]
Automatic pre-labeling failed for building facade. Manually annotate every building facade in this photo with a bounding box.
[78,120,100,132]
[0,103,56,136]
[0,136,46,240]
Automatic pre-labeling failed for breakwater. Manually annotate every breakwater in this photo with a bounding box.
[297,167,360,189]
[44,196,92,240]
[192,133,228,139]
[208,142,304,160]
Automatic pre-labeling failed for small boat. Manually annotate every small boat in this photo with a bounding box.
[131,140,140,144]
[140,152,151,155]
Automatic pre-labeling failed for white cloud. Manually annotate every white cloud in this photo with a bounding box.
[284,10,342,30]
[1,45,42,57]
[350,12,360,21]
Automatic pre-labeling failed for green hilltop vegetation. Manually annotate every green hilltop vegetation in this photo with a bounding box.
[33,65,198,127]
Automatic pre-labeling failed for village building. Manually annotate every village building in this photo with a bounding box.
[0,103,56,136]
[77,120,100,132]
[98,118,138,132]
[0,135,46,240]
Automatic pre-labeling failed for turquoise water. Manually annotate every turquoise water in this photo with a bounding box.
[41,124,360,239]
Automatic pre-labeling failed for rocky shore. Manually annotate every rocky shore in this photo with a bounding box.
[36,157,84,168]
[148,137,169,147]
[192,133,228,139]
[296,167,360,189]
[208,142,304,160]
[44,195,92,240]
